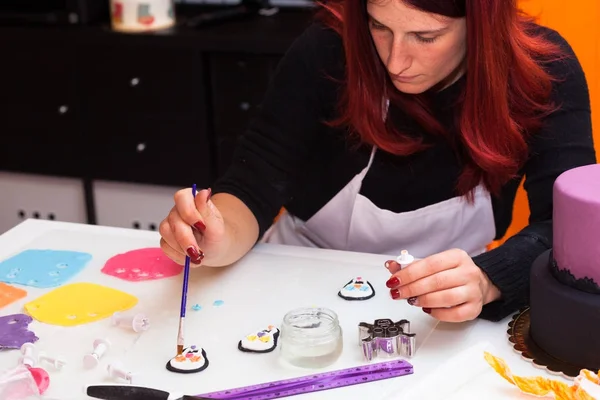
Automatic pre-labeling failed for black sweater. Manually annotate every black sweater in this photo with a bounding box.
[213,22,597,321]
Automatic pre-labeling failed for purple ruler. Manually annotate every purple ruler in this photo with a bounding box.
[194,359,413,399]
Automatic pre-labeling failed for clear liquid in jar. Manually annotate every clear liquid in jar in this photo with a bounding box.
[280,310,343,369]
[280,338,343,368]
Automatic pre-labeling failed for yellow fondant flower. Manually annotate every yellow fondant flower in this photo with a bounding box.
[484,351,599,400]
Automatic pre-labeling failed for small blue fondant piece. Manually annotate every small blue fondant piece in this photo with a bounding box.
[192,304,202,311]
[344,285,355,291]
[359,286,369,291]
[212,300,224,307]
[0,249,92,288]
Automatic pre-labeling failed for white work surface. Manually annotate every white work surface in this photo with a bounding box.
[0,220,572,399]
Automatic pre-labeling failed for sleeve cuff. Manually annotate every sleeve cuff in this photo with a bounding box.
[472,234,550,321]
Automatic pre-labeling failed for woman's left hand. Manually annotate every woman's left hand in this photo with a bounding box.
[384,248,502,322]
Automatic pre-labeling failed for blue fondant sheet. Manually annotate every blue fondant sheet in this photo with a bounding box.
[0,249,92,288]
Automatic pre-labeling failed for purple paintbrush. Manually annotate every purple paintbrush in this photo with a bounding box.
[177,183,197,355]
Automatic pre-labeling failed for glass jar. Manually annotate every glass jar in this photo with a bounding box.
[279,307,343,369]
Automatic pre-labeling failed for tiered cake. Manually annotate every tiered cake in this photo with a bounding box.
[530,163,600,371]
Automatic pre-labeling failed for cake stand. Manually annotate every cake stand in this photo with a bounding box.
[507,307,583,379]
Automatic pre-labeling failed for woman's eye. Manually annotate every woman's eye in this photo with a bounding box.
[415,34,438,44]
[370,21,387,31]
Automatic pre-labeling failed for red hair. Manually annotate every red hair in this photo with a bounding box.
[316,0,566,197]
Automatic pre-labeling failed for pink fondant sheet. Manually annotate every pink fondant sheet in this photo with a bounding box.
[101,248,183,282]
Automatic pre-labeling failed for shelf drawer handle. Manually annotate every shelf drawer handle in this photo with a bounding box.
[136,143,146,152]
[58,105,69,114]
[130,77,140,87]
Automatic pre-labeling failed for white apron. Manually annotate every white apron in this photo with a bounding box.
[262,146,496,258]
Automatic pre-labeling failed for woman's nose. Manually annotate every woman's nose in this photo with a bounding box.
[387,40,412,76]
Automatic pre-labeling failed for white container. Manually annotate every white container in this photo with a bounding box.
[92,180,178,231]
[110,0,175,33]
[0,172,87,234]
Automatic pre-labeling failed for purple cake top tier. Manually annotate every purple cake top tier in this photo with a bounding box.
[553,164,600,285]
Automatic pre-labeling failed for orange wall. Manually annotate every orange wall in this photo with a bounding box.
[494,0,600,245]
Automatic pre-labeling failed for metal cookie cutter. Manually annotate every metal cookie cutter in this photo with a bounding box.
[358,318,416,361]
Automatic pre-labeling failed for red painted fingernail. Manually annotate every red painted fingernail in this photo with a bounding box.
[386,276,400,288]
[191,256,204,265]
[186,246,204,264]
[193,220,206,232]
[423,308,431,314]
[407,297,417,306]
[390,289,400,299]
[186,246,199,258]
[195,249,205,264]
[206,188,212,202]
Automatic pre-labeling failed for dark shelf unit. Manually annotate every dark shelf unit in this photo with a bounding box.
[0,8,314,202]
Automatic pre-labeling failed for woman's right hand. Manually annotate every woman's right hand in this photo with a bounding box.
[159,187,227,267]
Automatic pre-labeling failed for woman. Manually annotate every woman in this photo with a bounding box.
[159,0,596,323]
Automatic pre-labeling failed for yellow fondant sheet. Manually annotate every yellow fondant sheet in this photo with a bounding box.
[24,282,138,326]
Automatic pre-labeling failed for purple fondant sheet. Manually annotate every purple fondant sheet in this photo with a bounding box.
[0,313,38,349]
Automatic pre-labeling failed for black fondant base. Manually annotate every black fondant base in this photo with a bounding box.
[530,249,600,371]
[165,349,209,374]
[238,331,280,353]
[337,281,376,301]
